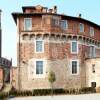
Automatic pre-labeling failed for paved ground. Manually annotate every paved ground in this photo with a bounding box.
[9,93,100,100]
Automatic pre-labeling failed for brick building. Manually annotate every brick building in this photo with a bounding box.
[0,10,12,90]
[12,5,100,90]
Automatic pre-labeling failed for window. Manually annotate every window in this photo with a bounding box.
[60,20,68,30]
[71,60,79,75]
[24,18,32,31]
[92,64,95,73]
[91,82,96,88]
[36,61,43,74]
[89,46,95,58]
[52,18,59,26]
[34,59,46,78]
[79,23,84,32]
[35,40,44,53]
[71,41,78,54]
[90,27,94,36]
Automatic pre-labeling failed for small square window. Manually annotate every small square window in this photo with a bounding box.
[91,82,96,88]
[79,23,84,32]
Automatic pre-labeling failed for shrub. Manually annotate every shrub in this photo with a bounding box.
[53,89,65,94]
[33,89,51,96]
[0,87,96,98]
[79,87,96,94]
[0,92,9,99]
[65,89,70,94]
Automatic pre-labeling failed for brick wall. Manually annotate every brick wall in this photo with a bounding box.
[13,7,100,90]
[0,68,3,89]
[18,15,100,41]
[11,67,18,89]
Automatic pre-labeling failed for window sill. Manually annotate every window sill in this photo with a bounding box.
[35,52,44,54]
[22,30,33,32]
[71,52,78,54]
[71,73,79,76]
[34,74,45,78]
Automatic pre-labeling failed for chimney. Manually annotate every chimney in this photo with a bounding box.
[53,6,57,13]
[48,9,53,13]
[79,13,82,18]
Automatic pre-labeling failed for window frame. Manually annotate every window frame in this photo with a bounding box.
[36,61,43,75]
[24,18,32,31]
[92,64,95,73]
[70,59,79,75]
[89,46,95,58]
[52,18,59,26]
[90,27,94,36]
[91,82,96,88]
[35,39,44,53]
[60,20,68,30]
[79,23,84,32]
[34,59,46,78]
[71,41,78,54]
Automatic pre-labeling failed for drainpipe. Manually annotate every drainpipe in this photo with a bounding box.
[0,10,3,88]
[17,17,21,91]
[10,58,12,86]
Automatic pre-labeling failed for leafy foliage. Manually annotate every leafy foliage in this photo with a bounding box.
[48,71,56,83]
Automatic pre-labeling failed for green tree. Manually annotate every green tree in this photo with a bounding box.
[48,71,56,96]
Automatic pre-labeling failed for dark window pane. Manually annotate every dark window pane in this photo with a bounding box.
[36,61,43,74]
[72,42,77,53]
[91,82,96,87]
[72,61,77,74]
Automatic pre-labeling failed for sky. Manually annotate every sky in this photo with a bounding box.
[0,0,100,66]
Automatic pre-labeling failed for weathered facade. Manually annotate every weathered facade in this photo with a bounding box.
[85,58,100,87]
[12,5,100,90]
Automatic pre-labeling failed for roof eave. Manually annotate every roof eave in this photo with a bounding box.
[12,13,18,24]
[11,12,100,28]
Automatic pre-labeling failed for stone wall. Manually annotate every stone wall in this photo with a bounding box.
[19,58,83,90]
[85,58,100,87]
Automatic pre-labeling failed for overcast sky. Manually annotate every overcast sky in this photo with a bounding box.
[0,0,100,66]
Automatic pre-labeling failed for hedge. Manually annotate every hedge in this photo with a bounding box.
[0,87,96,99]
